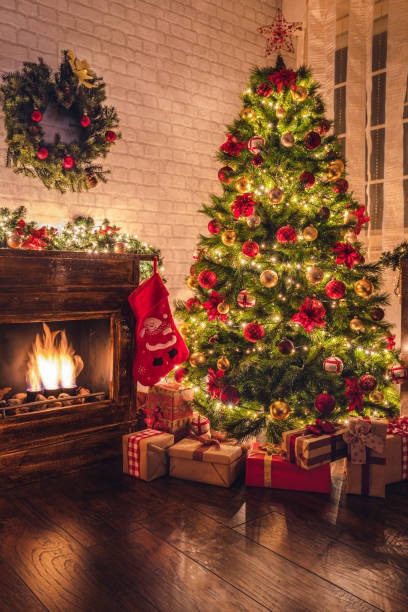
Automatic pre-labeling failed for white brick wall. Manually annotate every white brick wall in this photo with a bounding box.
[0,0,279,298]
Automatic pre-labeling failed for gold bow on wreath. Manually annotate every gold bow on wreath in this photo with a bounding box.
[67,50,97,88]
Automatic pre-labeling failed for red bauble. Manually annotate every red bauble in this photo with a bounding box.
[218,166,234,183]
[190,264,196,275]
[390,365,408,384]
[37,147,48,160]
[198,270,217,289]
[220,385,240,405]
[318,206,330,219]
[174,367,188,383]
[317,120,331,134]
[80,115,91,127]
[186,297,201,312]
[242,240,259,258]
[208,219,221,234]
[299,171,315,188]
[314,392,336,415]
[278,338,294,355]
[323,356,343,374]
[370,307,385,321]
[304,131,321,150]
[276,226,297,244]
[31,110,42,122]
[105,130,116,142]
[359,374,377,392]
[244,322,264,342]
[325,279,346,299]
[333,179,349,194]
[252,154,263,167]
[62,156,74,169]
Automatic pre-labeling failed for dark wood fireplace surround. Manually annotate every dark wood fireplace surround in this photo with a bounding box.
[0,249,152,488]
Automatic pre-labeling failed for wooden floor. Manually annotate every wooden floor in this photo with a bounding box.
[0,460,407,612]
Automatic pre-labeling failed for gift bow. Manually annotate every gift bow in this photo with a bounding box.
[306,419,337,436]
[387,416,408,435]
[249,443,286,457]
[188,431,220,448]
[343,420,385,464]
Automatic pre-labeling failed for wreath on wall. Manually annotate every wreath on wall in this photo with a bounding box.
[0,50,120,193]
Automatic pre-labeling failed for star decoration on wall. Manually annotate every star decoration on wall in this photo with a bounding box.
[258,9,302,56]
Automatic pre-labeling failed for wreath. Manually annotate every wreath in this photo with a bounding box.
[1,50,120,193]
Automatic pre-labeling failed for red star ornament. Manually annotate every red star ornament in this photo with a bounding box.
[258,9,302,56]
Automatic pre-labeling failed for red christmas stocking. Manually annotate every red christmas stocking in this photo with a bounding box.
[128,261,189,386]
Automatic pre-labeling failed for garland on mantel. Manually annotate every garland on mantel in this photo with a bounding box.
[0,206,162,281]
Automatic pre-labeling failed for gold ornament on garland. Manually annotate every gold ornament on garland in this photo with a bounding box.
[268,186,284,204]
[113,241,126,254]
[350,317,365,332]
[327,159,344,181]
[269,399,291,420]
[217,301,230,315]
[260,269,278,287]
[189,352,206,367]
[369,389,384,403]
[221,230,236,246]
[306,266,324,285]
[217,356,230,371]
[302,225,318,242]
[354,277,374,298]
[240,108,255,121]
[291,85,308,102]
[275,106,287,119]
[235,177,251,193]
[7,233,22,249]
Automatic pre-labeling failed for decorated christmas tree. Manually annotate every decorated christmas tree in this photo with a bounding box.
[175,56,402,442]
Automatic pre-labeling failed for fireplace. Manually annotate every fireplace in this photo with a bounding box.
[0,249,154,487]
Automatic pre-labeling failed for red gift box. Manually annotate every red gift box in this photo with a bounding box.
[138,383,193,441]
[245,443,331,493]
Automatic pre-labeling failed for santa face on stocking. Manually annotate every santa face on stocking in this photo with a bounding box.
[140,315,178,359]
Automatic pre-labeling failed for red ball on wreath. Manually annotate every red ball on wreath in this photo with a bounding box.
[359,373,377,392]
[252,154,263,167]
[105,130,116,142]
[37,147,48,160]
[390,364,408,384]
[317,120,330,134]
[198,270,217,289]
[276,226,297,244]
[174,367,188,383]
[80,115,91,127]
[325,279,346,299]
[304,131,321,150]
[333,179,348,194]
[62,156,74,169]
[186,297,201,312]
[244,322,264,342]
[299,171,315,188]
[218,166,234,183]
[31,110,42,122]
[220,385,240,405]
[242,240,259,258]
[314,392,336,415]
[208,219,221,234]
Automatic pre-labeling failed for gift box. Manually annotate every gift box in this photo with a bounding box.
[168,437,245,487]
[281,420,347,470]
[246,443,331,493]
[343,417,387,497]
[385,416,408,484]
[141,382,194,440]
[123,429,174,481]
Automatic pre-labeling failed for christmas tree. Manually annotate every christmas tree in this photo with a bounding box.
[175,57,401,442]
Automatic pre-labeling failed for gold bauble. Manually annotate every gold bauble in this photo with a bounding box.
[339,299,347,308]
[235,177,251,193]
[302,225,318,242]
[275,106,287,119]
[354,277,374,298]
[268,186,284,204]
[7,233,22,249]
[113,241,126,254]
[350,317,365,332]
[260,269,278,288]
[240,107,255,121]
[281,132,295,147]
[369,389,384,403]
[217,301,230,315]
[344,229,358,244]
[343,209,358,226]
[217,356,230,371]
[189,352,206,367]
[269,400,291,420]
[179,324,190,337]
[306,266,324,285]
[221,230,236,246]
[186,276,197,290]
[327,159,345,181]
[291,85,308,102]
[247,213,261,228]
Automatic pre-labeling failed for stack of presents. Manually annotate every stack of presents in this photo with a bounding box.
[123,382,408,496]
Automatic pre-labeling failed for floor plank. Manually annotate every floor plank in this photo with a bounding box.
[0,557,47,611]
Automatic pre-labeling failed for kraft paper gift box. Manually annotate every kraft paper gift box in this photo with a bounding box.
[343,417,387,497]
[168,437,245,487]
[123,429,174,481]
[246,443,331,493]
[281,420,347,470]
[142,382,194,440]
[385,417,408,484]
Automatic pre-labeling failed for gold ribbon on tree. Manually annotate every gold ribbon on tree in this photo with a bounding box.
[67,50,97,88]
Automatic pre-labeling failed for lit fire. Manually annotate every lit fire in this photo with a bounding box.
[26,323,84,391]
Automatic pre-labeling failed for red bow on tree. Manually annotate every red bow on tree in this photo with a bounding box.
[231,193,255,219]
[291,297,326,332]
[22,227,49,250]
[332,242,361,270]
[306,419,337,435]
[386,334,396,351]
[345,377,364,412]
[202,291,228,322]
[99,226,120,234]
[354,206,370,234]
[219,134,247,157]
[207,368,225,399]
[268,68,297,92]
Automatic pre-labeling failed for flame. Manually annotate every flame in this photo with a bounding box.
[26,323,84,391]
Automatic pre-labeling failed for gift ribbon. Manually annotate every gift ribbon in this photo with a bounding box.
[343,419,385,464]
[187,431,220,461]
[249,444,286,487]
[387,416,408,480]
[127,429,161,478]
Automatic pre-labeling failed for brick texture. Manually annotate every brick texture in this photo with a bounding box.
[0,0,279,298]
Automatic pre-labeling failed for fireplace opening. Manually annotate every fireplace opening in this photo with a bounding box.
[0,318,112,417]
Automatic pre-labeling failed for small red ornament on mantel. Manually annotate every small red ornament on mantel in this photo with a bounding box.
[105,130,116,142]
[244,322,264,342]
[62,156,74,169]
[80,115,91,127]
[37,147,48,160]
[31,110,42,122]
[314,392,336,415]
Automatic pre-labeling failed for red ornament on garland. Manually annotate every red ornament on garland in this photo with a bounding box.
[186,297,201,312]
[218,166,234,183]
[252,154,263,167]
[62,156,74,169]
[359,373,377,392]
[244,322,264,342]
[257,82,273,97]
[333,179,348,194]
[106,130,116,142]
[299,171,315,188]
[31,110,42,122]
[314,392,336,415]
[276,226,297,244]
[80,115,91,127]
[220,385,240,405]
[304,131,321,150]
[198,270,217,289]
[390,364,408,383]
[317,120,330,134]
[208,219,221,234]
[242,240,259,258]
[37,147,48,160]
[174,367,188,383]
[325,279,346,299]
